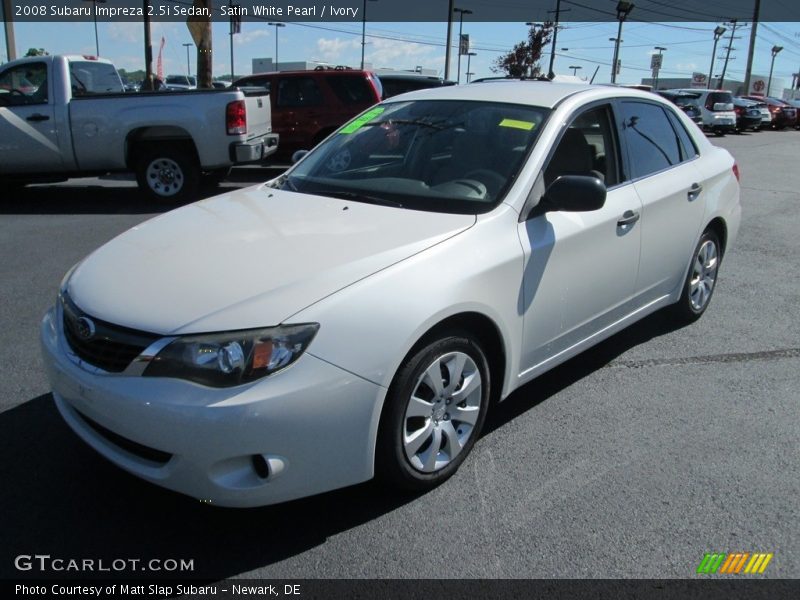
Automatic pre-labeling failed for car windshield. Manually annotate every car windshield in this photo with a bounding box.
[275,100,549,214]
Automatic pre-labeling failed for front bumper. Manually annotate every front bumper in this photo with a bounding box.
[40,306,385,507]
[231,133,279,164]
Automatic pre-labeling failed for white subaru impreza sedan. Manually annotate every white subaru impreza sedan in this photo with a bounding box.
[41,82,741,507]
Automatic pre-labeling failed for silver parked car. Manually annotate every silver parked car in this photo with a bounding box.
[41,82,741,506]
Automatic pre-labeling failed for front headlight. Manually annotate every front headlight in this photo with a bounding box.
[143,323,319,387]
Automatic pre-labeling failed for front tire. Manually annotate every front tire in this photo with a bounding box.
[668,229,721,324]
[135,144,200,203]
[376,332,490,491]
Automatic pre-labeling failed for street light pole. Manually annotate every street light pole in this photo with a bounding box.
[453,7,472,84]
[466,51,477,82]
[767,45,783,97]
[569,65,582,76]
[653,46,666,90]
[610,1,633,84]
[707,25,726,89]
[182,43,192,77]
[83,0,107,56]
[268,22,285,71]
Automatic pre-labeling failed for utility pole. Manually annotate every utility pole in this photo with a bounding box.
[2,0,17,62]
[143,0,153,89]
[718,19,738,90]
[743,0,761,96]
[547,0,569,78]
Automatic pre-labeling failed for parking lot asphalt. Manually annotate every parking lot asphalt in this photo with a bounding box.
[0,131,797,580]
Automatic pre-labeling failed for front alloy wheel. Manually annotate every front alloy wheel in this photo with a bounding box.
[377,332,490,491]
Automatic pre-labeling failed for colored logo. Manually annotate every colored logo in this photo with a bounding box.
[697,553,773,575]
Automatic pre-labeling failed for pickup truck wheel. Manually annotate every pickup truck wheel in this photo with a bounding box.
[136,146,199,202]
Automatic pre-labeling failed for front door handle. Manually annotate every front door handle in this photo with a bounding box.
[26,114,50,122]
[617,210,640,227]
[688,182,703,201]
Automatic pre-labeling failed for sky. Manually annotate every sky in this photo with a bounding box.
[2,18,799,87]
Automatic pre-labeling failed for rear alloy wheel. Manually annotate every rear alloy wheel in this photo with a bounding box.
[135,145,199,203]
[377,333,490,491]
[669,229,721,324]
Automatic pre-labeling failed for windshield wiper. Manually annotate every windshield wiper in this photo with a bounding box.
[363,118,448,131]
[316,189,403,208]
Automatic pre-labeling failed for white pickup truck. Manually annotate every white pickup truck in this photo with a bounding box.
[0,54,278,201]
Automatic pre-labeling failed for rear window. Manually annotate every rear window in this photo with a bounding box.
[706,92,733,110]
[327,74,376,105]
[69,61,123,95]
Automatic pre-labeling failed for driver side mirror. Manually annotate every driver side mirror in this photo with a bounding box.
[540,175,607,213]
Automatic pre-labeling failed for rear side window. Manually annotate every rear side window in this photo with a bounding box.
[69,61,123,95]
[276,77,323,107]
[327,75,375,105]
[665,109,699,162]
[619,101,682,179]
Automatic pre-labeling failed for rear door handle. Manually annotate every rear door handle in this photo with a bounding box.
[688,182,703,201]
[617,210,640,227]
[26,114,50,122]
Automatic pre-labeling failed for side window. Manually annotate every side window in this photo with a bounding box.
[0,62,48,106]
[276,77,323,108]
[619,101,682,179]
[327,75,373,105]
[544,104,619,188]
[665,109,699,162]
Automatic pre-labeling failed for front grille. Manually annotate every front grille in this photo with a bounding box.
[61,292,160,373]
[74,408,172,465]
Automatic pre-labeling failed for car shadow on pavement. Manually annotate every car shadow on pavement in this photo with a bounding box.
[0,309,684,581]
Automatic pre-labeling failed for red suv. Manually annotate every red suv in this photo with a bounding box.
[233,68,383,158]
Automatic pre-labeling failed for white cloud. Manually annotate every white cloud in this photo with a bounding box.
[235,29,271,46]
[367,38,437,70]
[316,37,361,63]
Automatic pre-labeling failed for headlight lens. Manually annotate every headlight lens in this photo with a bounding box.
[143,323,319,387]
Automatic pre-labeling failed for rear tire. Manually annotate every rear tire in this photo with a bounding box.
[668,229,721,324]
[376,332,490,491]
[135,144,200,203]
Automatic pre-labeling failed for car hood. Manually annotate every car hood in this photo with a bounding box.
[67,185,475,334]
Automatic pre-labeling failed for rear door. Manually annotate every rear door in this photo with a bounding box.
[616,100,706,302]
[518,103,643,375]
[0,60,64,174]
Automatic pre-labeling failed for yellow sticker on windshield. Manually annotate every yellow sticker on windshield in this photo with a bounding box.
[340,107,386,134]
[499,118,536,131]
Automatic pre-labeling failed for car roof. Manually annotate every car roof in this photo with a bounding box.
[241,69,373,79]
[382,81,647,109]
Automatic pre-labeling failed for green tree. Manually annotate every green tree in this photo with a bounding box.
[25,48,49,57]
[492,23,554,78]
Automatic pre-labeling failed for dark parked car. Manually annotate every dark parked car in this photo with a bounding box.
[741,95,798,129]
[732,98,763,132]
[657,91,703,125]
[233,68,383,158]
[376,72,455,99]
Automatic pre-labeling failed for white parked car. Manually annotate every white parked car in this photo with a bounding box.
[40,82,741,507]
[669,88,737,136]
